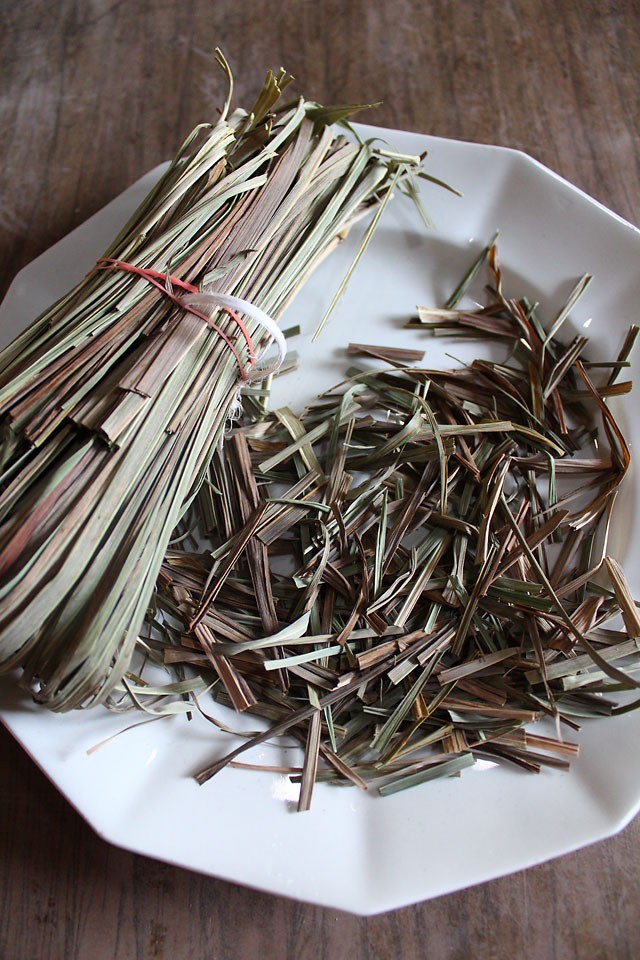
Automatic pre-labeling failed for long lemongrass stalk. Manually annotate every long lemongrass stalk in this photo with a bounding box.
[0,55,420,710]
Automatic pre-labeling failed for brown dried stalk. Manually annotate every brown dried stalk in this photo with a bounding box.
[144,240,639,807]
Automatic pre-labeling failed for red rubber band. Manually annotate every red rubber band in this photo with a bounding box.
[96,258,256,379]
[98,258,200,294]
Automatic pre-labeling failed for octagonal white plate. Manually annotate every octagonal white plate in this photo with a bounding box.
[1,123,639,915]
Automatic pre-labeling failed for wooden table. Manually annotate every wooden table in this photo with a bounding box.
[1,2,639,957]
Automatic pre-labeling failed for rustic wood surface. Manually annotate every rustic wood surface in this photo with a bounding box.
[1,1,639,957]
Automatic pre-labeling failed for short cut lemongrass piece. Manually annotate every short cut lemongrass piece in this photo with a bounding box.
[146,238,639,809]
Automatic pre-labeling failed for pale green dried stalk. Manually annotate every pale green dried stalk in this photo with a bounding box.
[0,54,423,710]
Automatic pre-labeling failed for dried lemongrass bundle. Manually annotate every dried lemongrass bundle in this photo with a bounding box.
[0,54,423,710]
[150,240,639,810]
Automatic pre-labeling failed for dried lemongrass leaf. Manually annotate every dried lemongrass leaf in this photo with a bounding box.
[377,752,476,796]
[604,557,640,636]
[347,343,426,364]
[298,707,322,812]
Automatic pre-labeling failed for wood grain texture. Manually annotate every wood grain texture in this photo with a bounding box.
[1,1,639,958]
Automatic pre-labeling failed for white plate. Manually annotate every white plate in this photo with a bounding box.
[1,124,640,916]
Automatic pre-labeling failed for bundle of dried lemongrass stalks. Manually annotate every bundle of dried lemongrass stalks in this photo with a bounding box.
[0,55,423,710]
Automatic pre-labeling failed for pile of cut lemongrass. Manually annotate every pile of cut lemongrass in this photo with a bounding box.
[0,54,427,710]
[147,238,640,810]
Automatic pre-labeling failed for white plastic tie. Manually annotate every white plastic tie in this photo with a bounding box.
[181,290,287,382]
